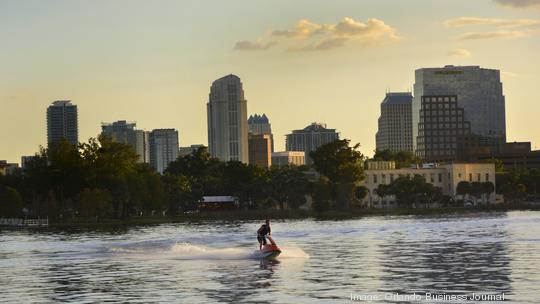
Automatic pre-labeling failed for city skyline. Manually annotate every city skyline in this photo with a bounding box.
[2,0,540,163]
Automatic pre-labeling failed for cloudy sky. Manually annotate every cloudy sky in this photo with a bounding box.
[1,0,539,163]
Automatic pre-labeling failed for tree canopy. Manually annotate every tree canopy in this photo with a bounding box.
[373,149,420,169]
[310,139,365,209]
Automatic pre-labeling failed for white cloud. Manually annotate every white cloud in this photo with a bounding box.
[271,19,327,38]
[333,18,400,41]
[237,17,400,52]
[293,37,349,51]
[494,0,540,9]
[444,17,540,28]
[459,30,525,40]
[447,48,472,57]
[233,40,277,51]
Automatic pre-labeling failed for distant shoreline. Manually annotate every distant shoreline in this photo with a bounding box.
[17,203,535,229]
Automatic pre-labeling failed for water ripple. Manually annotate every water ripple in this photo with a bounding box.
[1,211,540,303]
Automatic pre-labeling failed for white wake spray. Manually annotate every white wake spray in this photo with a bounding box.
[114,242,309,261]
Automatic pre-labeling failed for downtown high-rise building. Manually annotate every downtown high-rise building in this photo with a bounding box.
[271,151,305,167]
[178,144,206,157]
[101,120,149,163]
[416,95,491,161]
[207,74,249,163]
[286,122,339,165]
[46,100,78,147]
[375,92,413,153]
[248,113,274,153]
[149,129,179,174]
[248,114,271,134]
[412,65,506,161]
[248,133,272,168]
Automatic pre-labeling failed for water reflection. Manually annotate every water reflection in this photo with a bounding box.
[197,260,278,304]
[378,216,513,301]
[2,212,540,303]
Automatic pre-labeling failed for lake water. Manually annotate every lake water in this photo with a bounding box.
[1,211,540,303]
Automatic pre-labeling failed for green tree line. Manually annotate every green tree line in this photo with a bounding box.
[0,137,369,219]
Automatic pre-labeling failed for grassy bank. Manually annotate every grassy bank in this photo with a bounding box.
[44,203,540,229]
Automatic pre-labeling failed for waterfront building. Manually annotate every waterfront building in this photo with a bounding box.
[365,160,396,170]
[178,144,206,157]
[248,113,274,152]
[21,156,36,170]
[0,160,19,175]
[412,66,506,159]
[248,133,272,168]
[101,120,149,163]
[47,100,78,147]
[285,122,339,165]
[207,74,249,163]
[0,160,8,175]
[271,151,305,167]
[360,161,496,208]
[375,92,413,153]
[149,129,179,174]
[477,142,540,170]
[198,196,239,211]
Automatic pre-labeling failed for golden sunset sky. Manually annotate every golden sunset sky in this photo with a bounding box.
[1,0,539,163]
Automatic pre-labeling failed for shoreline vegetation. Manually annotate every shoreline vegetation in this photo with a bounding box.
[2,137,540,228]
[37,203,540,229]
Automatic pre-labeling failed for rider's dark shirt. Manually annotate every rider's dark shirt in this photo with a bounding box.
[258,224,271,236]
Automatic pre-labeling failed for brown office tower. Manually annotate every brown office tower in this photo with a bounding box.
[416,95,490,162]
[248,133,272,168]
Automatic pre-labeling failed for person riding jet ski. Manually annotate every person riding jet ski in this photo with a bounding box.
[256,219,281,259]
[257,219,271,250]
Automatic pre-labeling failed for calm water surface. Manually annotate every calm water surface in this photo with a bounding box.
[1,211,540,303]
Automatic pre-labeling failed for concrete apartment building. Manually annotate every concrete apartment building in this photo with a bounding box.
[271,151,306,167]
[47,100,78,147]
[149,129,179,174]
[375,92,413,153]
[285,122,339,165]
[412,66,506,160]
[101,120,149,163]
[178,144,206,157]
[207,74,249,163]
[360,161,496,208]
[248,133,272,168]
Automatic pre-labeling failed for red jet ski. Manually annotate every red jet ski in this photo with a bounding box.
[257,235,281,259]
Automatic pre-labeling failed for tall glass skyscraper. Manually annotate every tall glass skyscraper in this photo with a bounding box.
[285,123,339,165]
[412,66,506,160]
[101,120,149,163]
[207,74,249,163]
[46,100,78,147]
[375,92,413,153]
[149,129,179,174]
